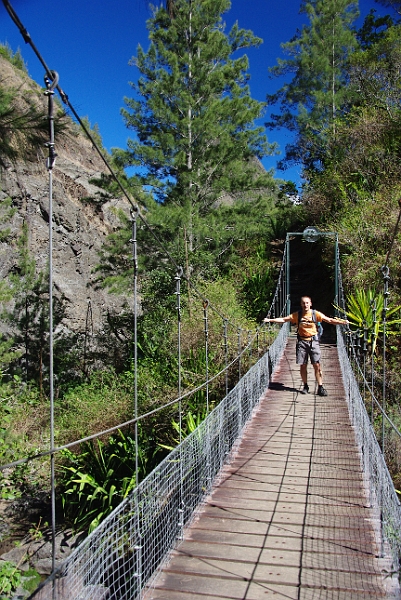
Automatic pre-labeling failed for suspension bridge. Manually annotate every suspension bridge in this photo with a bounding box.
[25,232,401,600]
[1,1,401,598]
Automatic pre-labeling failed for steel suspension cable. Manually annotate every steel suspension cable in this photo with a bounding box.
[1,0,139,210]
[0,333,249,473]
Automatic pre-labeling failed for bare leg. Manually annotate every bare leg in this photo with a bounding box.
[300,364,308,384]
[313,362,323,386]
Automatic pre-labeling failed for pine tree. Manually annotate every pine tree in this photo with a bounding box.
[115,0,275,250]
[304,16,401,211]
[0,84,47,166]
[351,21,401,117]
[267,0,359,174]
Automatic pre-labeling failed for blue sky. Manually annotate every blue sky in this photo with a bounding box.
[0,0,388,190]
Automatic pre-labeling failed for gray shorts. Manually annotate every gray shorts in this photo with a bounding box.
[296,339,321,365]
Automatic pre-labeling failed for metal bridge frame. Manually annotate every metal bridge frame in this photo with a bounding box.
[285,227,339,316]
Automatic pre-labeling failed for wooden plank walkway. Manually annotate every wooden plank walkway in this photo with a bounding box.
[144,337,398,600]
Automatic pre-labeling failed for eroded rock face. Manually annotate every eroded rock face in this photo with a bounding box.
[0,55,132,339]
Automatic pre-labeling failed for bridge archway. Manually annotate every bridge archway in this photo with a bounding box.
[285,228,339,336]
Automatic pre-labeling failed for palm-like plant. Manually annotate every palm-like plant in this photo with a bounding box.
[159,410,206,452]
[60,429,154,532]
[339,288,401,353]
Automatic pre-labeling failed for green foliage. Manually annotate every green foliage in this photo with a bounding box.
[241,268,276,321]
[20,568,41,594]
[28,517,47,541]
[341,287,401,353]
[0,44,68,164]
[93,194,286,383]
[0,561,22,596]
[80,116,105,151]
[0,197,21,372]
[94,209,133,294]
[0,558,40,597]
[0,378,44,499]
[356,9,395,50]
[159,410,207,451]
[0,196,16,244]
[60,429,159,532]
[95,187,293,301]
[0,42,27,72]
[0,85,47,164]
[292,16,401,222]
[350,22,401,115]
[56,370,132,442]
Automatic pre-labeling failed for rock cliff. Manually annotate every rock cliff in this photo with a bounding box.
[0,54,131,341]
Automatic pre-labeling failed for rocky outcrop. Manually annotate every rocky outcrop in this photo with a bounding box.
[0,55,132,339]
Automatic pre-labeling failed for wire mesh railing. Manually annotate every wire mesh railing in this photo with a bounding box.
[30,323,289,600]
[336,251,401,577]
[337,329,401,576]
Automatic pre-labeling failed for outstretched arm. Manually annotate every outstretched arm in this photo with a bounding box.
[263,315,292,324]
[321,314,349,325]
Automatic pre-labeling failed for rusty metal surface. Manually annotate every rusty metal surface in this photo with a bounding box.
[144,338,399,599]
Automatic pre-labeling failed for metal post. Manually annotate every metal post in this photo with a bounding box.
[202,300,212,491]
[285,234,291,315]
[334,234,339,313]
[203,301,210,414]
[381,265,390,454]
[44,71,58,580]
[238,328,242,381]
[175,267,183,439]
[133,543,143,598]
[175,267,185,538]
[371,301,377,423]
[130,208,139,482]
[223,318,228,396]
[362,322,368,401]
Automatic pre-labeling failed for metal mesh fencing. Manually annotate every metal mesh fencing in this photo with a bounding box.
[337,329,401,576]
[335,246,401,580]
[30,324,289,600]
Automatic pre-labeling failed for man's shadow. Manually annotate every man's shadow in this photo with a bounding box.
[268,381,300,393]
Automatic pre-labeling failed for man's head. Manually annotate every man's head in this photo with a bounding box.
[300,296,312,312]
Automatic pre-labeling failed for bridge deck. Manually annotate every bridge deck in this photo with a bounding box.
[145,337,396,599]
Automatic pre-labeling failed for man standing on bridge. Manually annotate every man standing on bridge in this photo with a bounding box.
[263,295,349,396]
